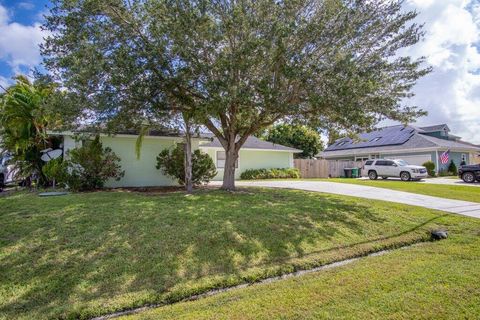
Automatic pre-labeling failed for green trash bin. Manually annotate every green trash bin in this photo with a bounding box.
[351,167,359,178]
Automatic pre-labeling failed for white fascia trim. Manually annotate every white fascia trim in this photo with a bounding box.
[199,146,300,153]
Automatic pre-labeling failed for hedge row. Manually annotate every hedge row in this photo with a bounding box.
[240,168,300,180]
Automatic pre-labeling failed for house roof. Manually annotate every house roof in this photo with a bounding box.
[419,134,479,150]
[324,125,417,152]
[200,134,302,152]
[320,124,479,158]
[49,127,191,138]
[50,129,301,153]
[419,124,450,133]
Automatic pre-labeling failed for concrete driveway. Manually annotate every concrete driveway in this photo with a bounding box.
[357,177,480,187]
[421,177,480,187]
[215,180,480,219]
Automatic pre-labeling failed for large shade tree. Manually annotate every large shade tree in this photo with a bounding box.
[42,0,429,190]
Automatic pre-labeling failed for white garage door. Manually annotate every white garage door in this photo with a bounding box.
[391,154,432,165]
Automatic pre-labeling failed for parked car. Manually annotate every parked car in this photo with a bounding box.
[0,154,15,190]
[363,159,428,181]
[0,156,7,190]
[458,164,480,183]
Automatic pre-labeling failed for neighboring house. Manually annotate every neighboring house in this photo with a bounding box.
[320,124,480,173]
[51,131,301,187]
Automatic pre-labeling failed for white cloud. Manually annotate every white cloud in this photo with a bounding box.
[17,2,35,11]
[0,5,8,25]
[401,0,480,144]
[0,74,10,90]
[0,4,47,74]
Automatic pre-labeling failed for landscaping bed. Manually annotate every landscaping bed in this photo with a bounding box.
[0,188,455,319]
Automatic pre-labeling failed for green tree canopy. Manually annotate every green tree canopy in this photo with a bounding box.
[265,124,323,158]
[42,0,430,190]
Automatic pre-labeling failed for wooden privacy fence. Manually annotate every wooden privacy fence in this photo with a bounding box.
[294,159,329,178]
[294,159,364,178]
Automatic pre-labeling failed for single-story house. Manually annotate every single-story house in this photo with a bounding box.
[320,124,480,173]
[199,134,301,181]
[51,130,301,187]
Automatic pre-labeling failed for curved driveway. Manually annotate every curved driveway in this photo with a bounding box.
[217,180,480,219]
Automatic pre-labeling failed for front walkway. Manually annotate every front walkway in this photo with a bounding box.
[213,180,480,219]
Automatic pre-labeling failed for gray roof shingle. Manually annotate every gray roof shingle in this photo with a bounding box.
[200,134,302,152]
[419,124,450,132]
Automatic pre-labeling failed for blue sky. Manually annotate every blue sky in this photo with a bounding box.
[1,0,480,143]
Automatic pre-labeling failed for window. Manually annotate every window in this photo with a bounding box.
[369,137,382,142]
[216,151,238,169]
[375,160,387,166]
[395,160,409,166]
[337,141,347,147]
[384,160,395,166]
[365,160,374,166]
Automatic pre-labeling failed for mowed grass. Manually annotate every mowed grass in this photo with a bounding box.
[323,178,480,203]
[0,188,456,319]
[123,214,480,320]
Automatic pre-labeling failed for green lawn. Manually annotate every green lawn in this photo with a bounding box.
[123,215,480,320]
[323,178,480,203]
[0,188,453,319]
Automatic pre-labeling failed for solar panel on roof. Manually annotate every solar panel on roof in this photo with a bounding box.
[325,125,415,151]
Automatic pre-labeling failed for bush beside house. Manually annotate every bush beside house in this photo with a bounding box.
[448,160,458,175]
[48,136,124,191]
[156,144,217,186]
[240,168,300,180]
[422,161,436,177]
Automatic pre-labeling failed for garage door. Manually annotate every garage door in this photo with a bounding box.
[390,154,432,165]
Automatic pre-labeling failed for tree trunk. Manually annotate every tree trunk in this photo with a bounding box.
[183,117,193,194]
[221,142,238,191]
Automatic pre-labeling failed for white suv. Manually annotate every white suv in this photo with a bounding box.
[363,159,428,181]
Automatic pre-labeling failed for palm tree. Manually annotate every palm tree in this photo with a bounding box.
[0,76,57,185]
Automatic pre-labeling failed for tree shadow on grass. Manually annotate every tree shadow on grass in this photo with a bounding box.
[0,188,444,319]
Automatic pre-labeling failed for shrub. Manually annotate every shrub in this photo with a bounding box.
[64,136,124,191]
[240,168,300,180]
[447,160,458,175]
[422,161,435,177]
[156,144,217,186]
[42,158,68,187]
